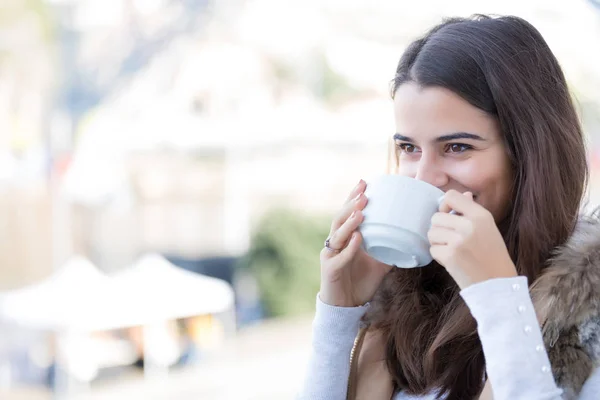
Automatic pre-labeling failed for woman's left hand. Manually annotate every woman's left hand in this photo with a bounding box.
[428,189,518,289]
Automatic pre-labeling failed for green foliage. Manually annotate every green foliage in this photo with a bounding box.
[266,51,362,106]
[238,209,331,317]
[311,51,361,105]
[318,54,359,104]
[0,0,56,43]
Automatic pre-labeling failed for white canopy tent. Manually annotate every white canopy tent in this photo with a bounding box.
[0,257,117,394]
[109,253,235,324]
[107,254,236,379]
[0,254,234,332]
[0,256,113,332]
[0,254,235,393]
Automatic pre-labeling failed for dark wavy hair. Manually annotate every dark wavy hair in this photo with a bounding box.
[365,15,588,399]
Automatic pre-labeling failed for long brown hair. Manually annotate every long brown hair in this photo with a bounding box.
[366,15,588,399]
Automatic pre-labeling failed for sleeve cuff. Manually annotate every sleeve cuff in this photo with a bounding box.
[460,276,529,316]
[314,293,370,338]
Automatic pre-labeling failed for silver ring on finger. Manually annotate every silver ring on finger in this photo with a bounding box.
[324,237,342,253]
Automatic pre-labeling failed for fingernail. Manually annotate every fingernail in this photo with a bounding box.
[350,211,356,219]
[354,179,364,190]
[354,193,362,201]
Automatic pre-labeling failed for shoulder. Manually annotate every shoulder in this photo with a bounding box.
[530,215,600,337]
[529,214,600,396]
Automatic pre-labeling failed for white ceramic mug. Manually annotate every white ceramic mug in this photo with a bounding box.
[359,175,445,268]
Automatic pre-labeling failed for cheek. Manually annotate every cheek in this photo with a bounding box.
[449,160,490,191]
[456,155,513,216]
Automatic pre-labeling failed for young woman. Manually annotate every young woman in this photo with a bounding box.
[298,15,600,400]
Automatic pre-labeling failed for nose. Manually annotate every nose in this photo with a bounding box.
[414,154,448,189]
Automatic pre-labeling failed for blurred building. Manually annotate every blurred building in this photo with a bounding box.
[1,0,600,286]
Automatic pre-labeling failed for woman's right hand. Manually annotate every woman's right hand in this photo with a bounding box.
[319,179,394,307]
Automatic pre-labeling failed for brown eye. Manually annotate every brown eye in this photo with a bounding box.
[446,143,472,153]
[398,143,418,153]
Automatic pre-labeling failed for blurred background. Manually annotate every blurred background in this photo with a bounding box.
[0,0,599,399]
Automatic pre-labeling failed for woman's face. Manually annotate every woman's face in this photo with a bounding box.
[393,82,514,221]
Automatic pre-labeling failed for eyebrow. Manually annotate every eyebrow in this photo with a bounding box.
[393,132,486,142]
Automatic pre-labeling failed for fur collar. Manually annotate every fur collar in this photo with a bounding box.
[531,214,600,399]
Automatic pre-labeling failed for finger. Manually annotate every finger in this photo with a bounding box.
[335,231,363,265]
[331,191,367,234]
[327,210,364,254]
[439,190,476,215]
[430,212,471,233]
[345,179,366,203]
[429,244,451,264]
[428,226,461,246]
